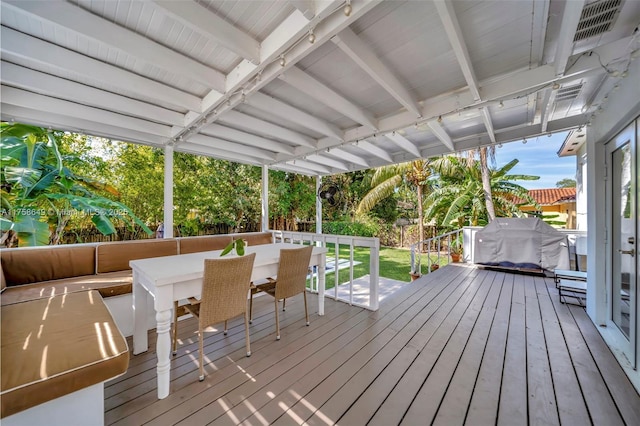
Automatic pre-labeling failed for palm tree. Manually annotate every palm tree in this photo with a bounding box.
[425,155,538,227]
[357,160,432,244]
[478,146,496,221]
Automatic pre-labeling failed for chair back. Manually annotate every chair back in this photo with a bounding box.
[199,253,256,327]
[275,246,313,300]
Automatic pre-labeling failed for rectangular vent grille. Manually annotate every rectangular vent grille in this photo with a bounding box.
[556,84,583,101]
[574,0,623,42]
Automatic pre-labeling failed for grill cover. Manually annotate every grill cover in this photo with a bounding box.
[474,218,570,271]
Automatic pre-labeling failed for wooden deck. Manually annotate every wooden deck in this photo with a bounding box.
[106,264,640,425]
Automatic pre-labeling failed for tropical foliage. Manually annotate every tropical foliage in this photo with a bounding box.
[1,121,550,247]
[425,155,539,227]
[0,123,151,247]
[356,160,432,243]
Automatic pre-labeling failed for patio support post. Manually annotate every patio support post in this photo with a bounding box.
[262,165,268,231]
[586,136,606,325]
[316,175,322,235]
[163,144,173,238]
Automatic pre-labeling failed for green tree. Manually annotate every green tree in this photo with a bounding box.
[425,156,538,227]
[556,178,576,188]
[0,123,151,246]
[269,171,315,230]
[357,160,432,244]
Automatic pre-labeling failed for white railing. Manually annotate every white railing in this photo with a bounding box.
[410,228,464,277]
[273,230,380,311]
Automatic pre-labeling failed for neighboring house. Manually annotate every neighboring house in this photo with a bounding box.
[519,188,577,229]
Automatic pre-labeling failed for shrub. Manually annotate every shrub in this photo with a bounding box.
[322,221,379,237]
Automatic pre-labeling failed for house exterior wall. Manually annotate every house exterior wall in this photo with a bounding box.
[520,203,576,229]
[576,144,588,231]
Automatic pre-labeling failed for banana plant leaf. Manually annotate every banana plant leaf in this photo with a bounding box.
[4,167,42,189]
[12,211,49,246]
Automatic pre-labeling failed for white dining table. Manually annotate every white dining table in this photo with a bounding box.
[130,242,327,399]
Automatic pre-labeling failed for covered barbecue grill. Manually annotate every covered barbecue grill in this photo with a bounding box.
[474,218,570,272]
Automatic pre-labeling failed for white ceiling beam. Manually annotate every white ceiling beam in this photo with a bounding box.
[188,0,379,142]
[0,27,201,112]
[249,92,343,140]
[426,120,455,151]
[202,123,295,155]
[325,148,370,168]
[0,104,166,147]
[411,115,589,162]
[305,154,349,171]
[358,141,393,162]
[1,86,171,137]
[480,108,496,144]
[386,132,421,158]
[3,0,225,92]
[434,0,480,100]
[1,62,184,127]
[554,1,587,76]
[542,0,585,132]
[285,159,332,174]
[288,0,316,20]
[314,58,611,148]
[332,27,421,117]
[530,0,550,66]
[221,110,316,148]
[272,163,318,176]
[152,0,260,64]
[187,134,276,161]
[280,66,378,130]
[178,142,266,166]
[435,0,498,144]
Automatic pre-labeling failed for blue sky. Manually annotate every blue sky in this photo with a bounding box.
[492,132,576,190]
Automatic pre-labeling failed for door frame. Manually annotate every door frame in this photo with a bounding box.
[605,121,638,369]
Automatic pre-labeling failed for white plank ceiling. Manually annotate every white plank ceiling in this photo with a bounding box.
[2,0,639,175]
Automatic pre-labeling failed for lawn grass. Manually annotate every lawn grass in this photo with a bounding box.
[319,243,452,289]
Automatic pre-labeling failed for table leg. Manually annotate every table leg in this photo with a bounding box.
[132,271,148,355]
[156,309,172,399]
[318,253,326,316]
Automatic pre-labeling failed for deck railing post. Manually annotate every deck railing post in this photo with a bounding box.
[369,239,380,310]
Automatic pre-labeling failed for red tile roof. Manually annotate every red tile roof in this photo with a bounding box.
[526,188,576,205]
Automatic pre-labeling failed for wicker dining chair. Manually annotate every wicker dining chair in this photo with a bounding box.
[172,253,256,381]
[250,246,313,340]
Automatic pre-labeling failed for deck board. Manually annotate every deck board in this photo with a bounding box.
[106,264,640,426]
[534,275,591,426]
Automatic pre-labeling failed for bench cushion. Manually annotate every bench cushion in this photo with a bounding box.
[1,291,129,417]
[96,239,178,273]
[1,245,96,286]
[179,235,233,254]
[0,271,133,306]
[239,232,273,246]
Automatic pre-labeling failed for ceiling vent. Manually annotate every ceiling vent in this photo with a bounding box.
[574,0,623,42]
[556,83,584,101]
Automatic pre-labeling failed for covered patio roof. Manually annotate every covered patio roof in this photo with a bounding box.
[1,0,639,175]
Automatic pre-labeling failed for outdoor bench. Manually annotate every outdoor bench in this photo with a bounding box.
[1,290,129,424]
[0,231,275,332]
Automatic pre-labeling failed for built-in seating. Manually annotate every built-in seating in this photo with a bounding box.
[1,290,128,422]
[0,231,274,306]
[0,231,275,420]
[177,234,232,254]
